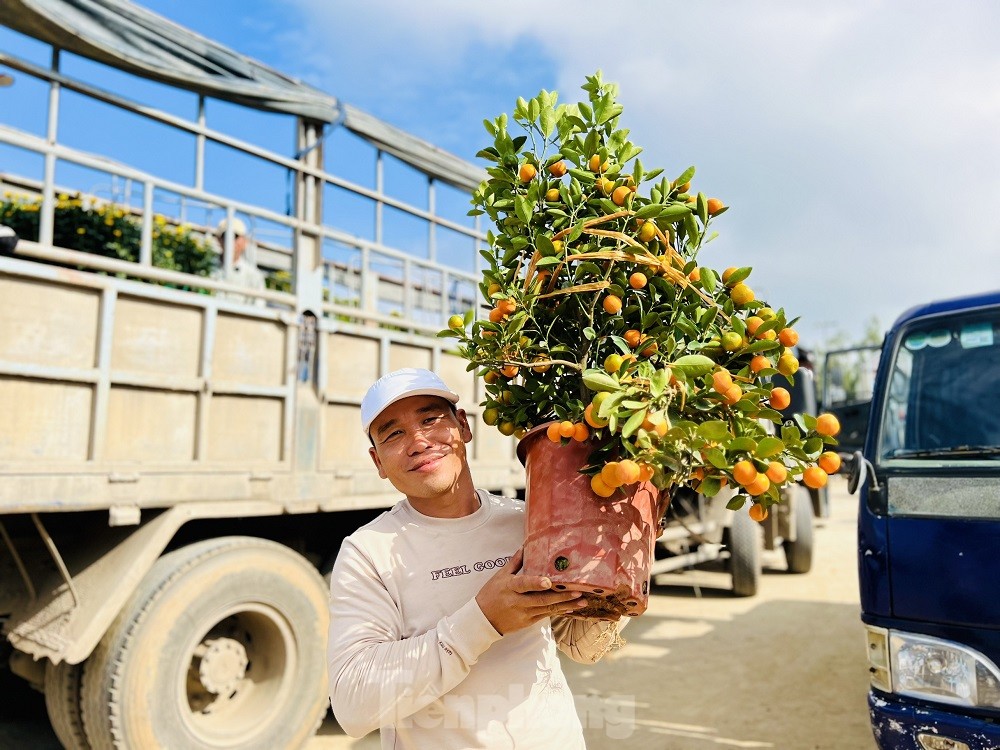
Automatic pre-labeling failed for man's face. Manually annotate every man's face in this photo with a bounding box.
[217,233,247,262]
[368,395,473,502]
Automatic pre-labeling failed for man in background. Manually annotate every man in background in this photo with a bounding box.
[212,216,266,307]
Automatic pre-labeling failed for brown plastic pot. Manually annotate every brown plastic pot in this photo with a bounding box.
[516,423,666,619]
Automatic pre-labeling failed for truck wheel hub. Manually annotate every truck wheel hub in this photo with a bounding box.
[195,637,249,696]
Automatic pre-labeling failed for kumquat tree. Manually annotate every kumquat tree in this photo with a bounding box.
[441,72,842,521]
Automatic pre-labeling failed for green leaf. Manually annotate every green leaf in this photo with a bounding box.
[725,266,752,286]
[757,407,783,422]
[731,315,746,338]
[618,142,641,162]
[583,326,596,340]
[671,354,715,376]
[674,166,696,187]
[698,420,731,441]
[702,448,728,469]
[696,192,708,224]
[622,409,647,439]
[528,98,540,122]
[683,212,699,243]
[575,261,602,279]
[515,195,533,224]
[486,166,513,182]
[535,256,562,268]
[640,311,660,329]
[650,369,669,397]
[540,106,556,138]
[781,424,802,444]
[600,103,625,126]
[635,204,663,220]
[675,316,699,340]
[700,267,718,293]
[728,436,758,453]
[726,495,748,511]
[756,436,785,458]
[698,476,722,498]
[598,391,626,419]
[659,203,692,221]
[583,370,620,392]
[593,95,607,123]
[746,339,781,353]
[697,310,718,338]
[536,233,556,257]
[507,311,528,336]
[803,437,824,457]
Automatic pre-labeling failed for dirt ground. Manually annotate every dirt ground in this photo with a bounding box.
[0,478,875,750]
[311,476,875,750]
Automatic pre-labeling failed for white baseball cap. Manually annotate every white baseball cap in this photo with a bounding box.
[216,217,247,236]
[361,368,459,437]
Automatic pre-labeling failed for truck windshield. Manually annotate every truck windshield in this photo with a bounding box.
[879,309,1000,462]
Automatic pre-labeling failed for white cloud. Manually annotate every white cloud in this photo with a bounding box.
[285,0,1000,345]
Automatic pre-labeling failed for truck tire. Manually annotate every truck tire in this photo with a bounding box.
[80,537,329,750]
[45,660,89,750]
[784,486,815,574]
[729,509,761,597]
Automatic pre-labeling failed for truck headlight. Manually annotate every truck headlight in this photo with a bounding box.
[867,628,1000,708]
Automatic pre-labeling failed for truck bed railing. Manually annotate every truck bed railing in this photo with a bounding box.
[0,48,485,330]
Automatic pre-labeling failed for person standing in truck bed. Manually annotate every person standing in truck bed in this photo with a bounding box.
[211,216,266,306]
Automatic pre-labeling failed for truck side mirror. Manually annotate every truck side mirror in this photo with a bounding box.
[846,450,881,496]
[0,224,17,255]
[846,450,866,495]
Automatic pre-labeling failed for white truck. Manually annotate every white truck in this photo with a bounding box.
[0,3,522,748]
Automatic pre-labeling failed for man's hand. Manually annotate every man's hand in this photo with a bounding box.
[476,549,587,635]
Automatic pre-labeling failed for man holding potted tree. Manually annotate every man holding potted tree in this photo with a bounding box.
[326,368,625,749]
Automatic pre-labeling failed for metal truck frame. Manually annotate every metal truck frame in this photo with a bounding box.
[0,6,523,748]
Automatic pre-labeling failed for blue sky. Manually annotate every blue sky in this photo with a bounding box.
[3,1,1000,348]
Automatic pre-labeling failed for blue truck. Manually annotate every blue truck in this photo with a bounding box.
[837,290,1000,750]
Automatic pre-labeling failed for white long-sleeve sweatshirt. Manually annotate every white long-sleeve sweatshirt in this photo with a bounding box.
[327,490,624,749]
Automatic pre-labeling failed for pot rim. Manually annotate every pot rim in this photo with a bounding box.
[515,421,557,467]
